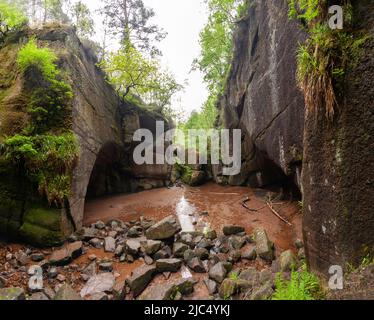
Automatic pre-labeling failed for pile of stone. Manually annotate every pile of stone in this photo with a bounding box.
[0,214,305,301]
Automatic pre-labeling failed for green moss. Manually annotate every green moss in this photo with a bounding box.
[175,163,193,185]
[23,206,61,232]
[19,222,63,247]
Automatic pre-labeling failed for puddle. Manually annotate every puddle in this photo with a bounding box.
[176,196,196,233]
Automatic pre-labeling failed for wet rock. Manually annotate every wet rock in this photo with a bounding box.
[204,278,218,295]
[187,257,206,273]
[82,262,97,277]
[49,241,83,266]
[127,265,157,297]
[204,229,217,240]
[250,282,274,300]
[254,228,275,262]
[298,248,306,260]
[29,292,49,300]
[195,248,209,261]
[279,250,298,272]
[89,238,103,249]
[112,280,126,300]
[0,276,6,288]
[48,267,58,279]
[295,239,304,249]
[139,283,175,300]
[229,236,246,250]
[144,240,162,256]
[259,270,274,286]
[55,284,82,300]
[239,268,260,286]
[104,237,116,253]
[228,250,241,263]
[126,239,141,255]
[128,226,142,238]
[242,247,257,261]
[219,279,238,299]
[180,233,194,246]
[153,249,170,261]
[0,287,25,300]
[196,238,213,250]
[173,278,196,295]
[156,259,183,273]
[144,256,154,265]
[146,215,180,240]
[173,242,189,258]
[183,249,196,263]
[189,170,206,186]
[209,262,230,283]
[15,251,29,266]
[95,221,106,230]
[30,253,45,262]
[80,273,116,298]
[115,245,124,257]
[223,225,245,236]
[99,262,113,272]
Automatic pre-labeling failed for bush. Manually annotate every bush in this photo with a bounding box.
[17,38,59,81]
[2,132,79,204]
[0,1,27,37]
[272,266,324,300]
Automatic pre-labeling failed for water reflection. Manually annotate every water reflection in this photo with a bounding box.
[176,196,196,232]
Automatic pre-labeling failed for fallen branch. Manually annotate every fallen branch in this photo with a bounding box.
[242,197,258,212]
[266,201,293,226]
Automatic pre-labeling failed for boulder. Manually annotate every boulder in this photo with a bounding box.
[126,239,141,255]
[279,250,298,272]
[209,262,231,283]
[204,278,218,295]
[0,287,25,300]
[144,240,162,255]
[127,265,157,297]
[250,282,274,300]
[145,215,180,240]
[254,228,274,262]
[104,237,116,253]
[242,247,257,261]
[173,242,189,258]
[223,225,245,236]
[49,241,83,266]
[139,283,175,300]
[187,257,206,273]
[55,284,82,300]
[80,273,116,298]
[156,259,183,273]
[219,279,238,299]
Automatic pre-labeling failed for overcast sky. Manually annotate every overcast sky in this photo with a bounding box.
[82,0,209,118]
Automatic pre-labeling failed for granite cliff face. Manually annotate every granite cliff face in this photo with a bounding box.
[217,0,306,191]
[220,0,374,276]
[302,1,374,276]
[0,26,171,246]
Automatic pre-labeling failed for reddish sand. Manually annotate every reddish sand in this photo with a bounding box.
[84,183,302,254]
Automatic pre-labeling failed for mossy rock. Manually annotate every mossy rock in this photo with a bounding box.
[23,206,61,232]
[19,222,64,247]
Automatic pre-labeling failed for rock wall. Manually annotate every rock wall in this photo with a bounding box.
[302,1,374,276]
[217,0,305,190]
[0,26,171,246]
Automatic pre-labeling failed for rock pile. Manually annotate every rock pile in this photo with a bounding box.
[0,215,305,300]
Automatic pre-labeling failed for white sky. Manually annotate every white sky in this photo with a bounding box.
[81,0,209,118]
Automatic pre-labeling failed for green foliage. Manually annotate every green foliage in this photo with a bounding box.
[272,266,324,300]
[100,40,182,109]
[70,1,94,39]
[229,271,239,281]
[2,132,79,204]
[0,0,27,37]
[290,1,369,120]
[17,38,59,81]
[174,162,193,185]
[288,0,319,23]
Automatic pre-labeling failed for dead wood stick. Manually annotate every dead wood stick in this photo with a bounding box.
[266,201,293,226]
[242,197,258,212]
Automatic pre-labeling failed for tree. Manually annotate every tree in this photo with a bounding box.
[101,0,166,55]
[193,0,246,94]
[99,40,182,109]
[0,0,27,38]
[70,1,94,38]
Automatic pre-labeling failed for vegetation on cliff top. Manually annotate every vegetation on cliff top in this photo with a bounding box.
[1,37,78,205]
[289,0,369,120]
